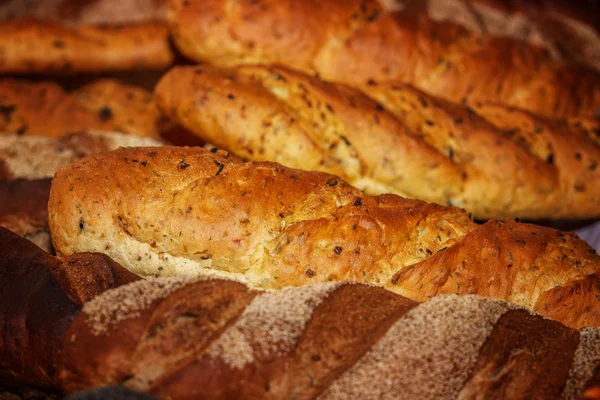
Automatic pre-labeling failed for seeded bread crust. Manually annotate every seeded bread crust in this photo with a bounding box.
[155,64,600,219]
[48,146,600,328]
[167,0,600,118]
[0,78,166,139]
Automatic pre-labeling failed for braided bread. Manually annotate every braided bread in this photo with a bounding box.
[48,146,600,328]
[60,275,600,399]
[154,64,600,220]
[0,19,173,74]
[167,0,600,118]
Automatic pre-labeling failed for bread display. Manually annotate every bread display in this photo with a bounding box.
[0,19,173,74]
[0,131,162,180]
[47,146,600,328]
[393,0,600,71]
[167,0,600,119]
[0,1,599,398]
[0,78,166,138]
[0,225,598,399]
[155,64,600,220]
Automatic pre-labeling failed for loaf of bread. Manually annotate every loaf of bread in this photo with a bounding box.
[395,0,600,71]
[48,146,600,328]
[0,19,173,74]
[0,179,52,252]
[1,225,597,399]
[0,78,167,138]
[167,0,600,118]
[0,131,162,180]
[58,275,600,399]
[154,65,600,220]
[0,226,139,392]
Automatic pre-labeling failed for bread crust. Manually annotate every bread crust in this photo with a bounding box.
[0,226,139,391]
[48,146,600,328]
[57,275,600,399]
[0,78,165,138]
[0,19,173,74]
[168,0,600,118]
[0,131,163,180]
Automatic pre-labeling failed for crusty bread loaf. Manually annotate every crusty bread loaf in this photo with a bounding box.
[167,0,600,118]
[58,275,600,399]
[0,131,162,180]
[0,19,173,74]
[393,0,600,71]
[0,179,52,252]
[0,78,166,138]
[48,146,600,328]
[0,226,139,392]
[1,229,597,399]
[154,64,600,219]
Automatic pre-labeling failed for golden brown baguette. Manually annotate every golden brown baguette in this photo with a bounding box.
[167,0,600,118]
[0,226,139,392]
[0,78,167,139]
[154,64,600,220]
[0,131,163,180]
[0,19,173,74]
[48,146,600,328]
[58,275,600,399]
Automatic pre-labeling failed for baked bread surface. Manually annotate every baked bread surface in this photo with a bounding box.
[0,19,173,74]
[155,64,600,219]
[168,0,600,118]
[48,146,600,328]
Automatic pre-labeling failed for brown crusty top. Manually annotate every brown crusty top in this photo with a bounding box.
[0,78,165,138]
[168,0,600,118]
[48,146,600,328]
